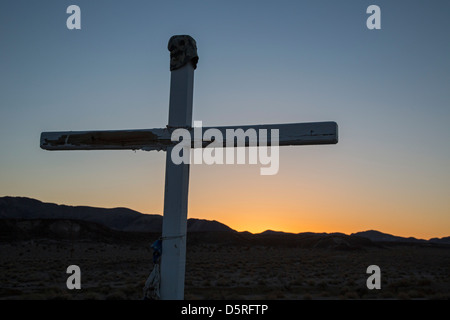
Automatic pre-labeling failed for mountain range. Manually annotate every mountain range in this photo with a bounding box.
[0,196,232,233]
[1,196,449,245]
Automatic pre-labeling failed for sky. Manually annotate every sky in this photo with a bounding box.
[1,0,449,239]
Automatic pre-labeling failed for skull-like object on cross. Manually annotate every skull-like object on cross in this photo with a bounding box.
[168,35,199,71]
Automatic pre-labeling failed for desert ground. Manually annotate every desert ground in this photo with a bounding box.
[0,236,449,300]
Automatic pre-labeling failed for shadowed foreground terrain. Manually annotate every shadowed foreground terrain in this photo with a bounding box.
[0,219,449,300]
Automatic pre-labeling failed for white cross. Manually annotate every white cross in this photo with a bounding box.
[40,35,338,300]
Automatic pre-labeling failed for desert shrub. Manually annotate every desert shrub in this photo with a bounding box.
[106,289,127,300]
[122,285,138,296]
[266,290,285,299]
[83,292,102,300]
[344,291,359,299]
[307,279,315,286]
[26,293,50,300]
[316,280,328,290]
[397,292,410,300]
[201,279,211,286]
[290,275,303,286]
[429,292,450,300]
[417,278,432,286]
[407,289,425,299]
[216,277,229,287]
[48,292,70,300]
[319,291,330,297]
[381,291,394,299]
[387,278,411,292]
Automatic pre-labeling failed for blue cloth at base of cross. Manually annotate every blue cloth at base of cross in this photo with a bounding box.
[151,239,162,263]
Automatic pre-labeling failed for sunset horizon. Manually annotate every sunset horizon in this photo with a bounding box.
[2,194,447,241]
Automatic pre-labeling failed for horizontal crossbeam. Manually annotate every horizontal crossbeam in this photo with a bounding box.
[40,121,338,151]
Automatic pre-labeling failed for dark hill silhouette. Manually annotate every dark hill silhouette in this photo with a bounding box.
[0,196,232,233]
[352,230,450,245]
[250,230,377,250]
[0,196,449,247]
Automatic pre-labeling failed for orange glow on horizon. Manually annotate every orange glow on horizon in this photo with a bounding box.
[10,148,449,242]
[17,190,449,241]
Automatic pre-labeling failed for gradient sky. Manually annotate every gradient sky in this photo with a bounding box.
[1,0,449,239]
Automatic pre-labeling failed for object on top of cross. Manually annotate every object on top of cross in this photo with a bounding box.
[168,35,199,71]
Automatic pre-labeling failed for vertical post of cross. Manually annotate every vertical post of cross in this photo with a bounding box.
[160,35,198,300]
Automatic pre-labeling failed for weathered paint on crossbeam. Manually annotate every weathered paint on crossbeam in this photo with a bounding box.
[40,121,338,151]
[40,129,170,151]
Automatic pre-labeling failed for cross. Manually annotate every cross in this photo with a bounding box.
[40,35,338,300]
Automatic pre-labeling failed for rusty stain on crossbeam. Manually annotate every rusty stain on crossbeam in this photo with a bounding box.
[40,122,338,151]
[40,129,172,151]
